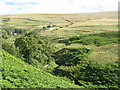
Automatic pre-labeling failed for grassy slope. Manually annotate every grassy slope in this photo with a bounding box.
[2,50,82,88]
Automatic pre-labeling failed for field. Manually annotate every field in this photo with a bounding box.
[1,11,119,88]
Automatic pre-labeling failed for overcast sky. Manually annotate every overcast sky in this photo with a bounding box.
[0,0,119,15]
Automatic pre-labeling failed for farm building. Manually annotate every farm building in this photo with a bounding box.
[48,28,54,30]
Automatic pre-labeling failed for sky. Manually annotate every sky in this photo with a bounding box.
[0,0,119,15]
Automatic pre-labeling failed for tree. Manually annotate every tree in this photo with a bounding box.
[14,32,55,68]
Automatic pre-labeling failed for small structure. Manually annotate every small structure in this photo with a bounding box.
[48,28,54,30]
[2,18,10,22]
[34,25,47,28]
[35,24,56,30]
[13,33,17,36]
[50,24,53,27]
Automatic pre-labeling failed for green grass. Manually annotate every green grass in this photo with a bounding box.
[69,25,118,31]
[88,44,118,64]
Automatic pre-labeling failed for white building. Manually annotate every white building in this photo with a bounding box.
[48,28,54,30]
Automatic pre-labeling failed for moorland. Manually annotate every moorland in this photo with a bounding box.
[0,11,119,89]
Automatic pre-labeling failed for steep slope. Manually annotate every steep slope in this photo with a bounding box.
[1,50,82,88]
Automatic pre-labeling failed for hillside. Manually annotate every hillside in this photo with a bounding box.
[2,50,82,88]
[1,11,119,89]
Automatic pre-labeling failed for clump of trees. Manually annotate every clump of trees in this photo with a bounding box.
[2,31,56,68]
[14,32,55,68]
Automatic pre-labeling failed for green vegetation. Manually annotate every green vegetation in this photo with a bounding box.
[53,59,119,88]
[2,25,27,35]
[2,43,21,59]
[52,47,119,88]
[14,32,55,68]
[88,44,118,64]
[59,31,119,46]
[1,11,119,89]
[0,30,9,39]
[2,50,82,88]
[53,48,91,66]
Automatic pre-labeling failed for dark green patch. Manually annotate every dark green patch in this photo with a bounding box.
[53,48,91,66]
[59,31,119,46]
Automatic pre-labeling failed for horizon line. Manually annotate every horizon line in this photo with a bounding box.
[0,10,117,16]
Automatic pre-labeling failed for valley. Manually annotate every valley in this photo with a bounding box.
[1,11,119,89]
